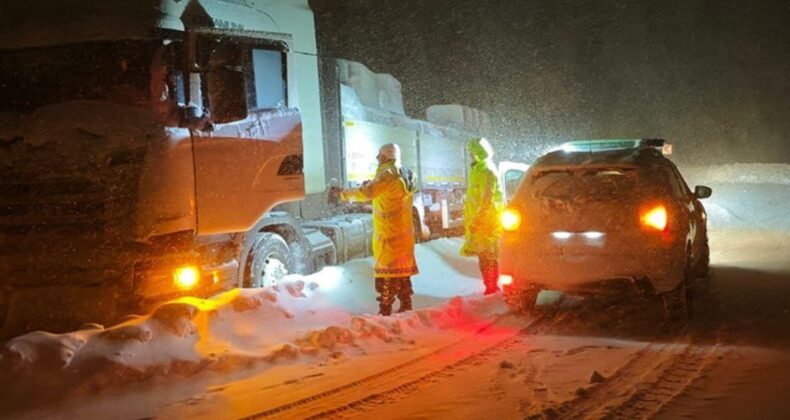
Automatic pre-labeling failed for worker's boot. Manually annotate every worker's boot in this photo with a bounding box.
[378,279,397,316]
[483,277,501,295]
[481,257,501,295]
[397,277,413,313]
[375,278,384,303]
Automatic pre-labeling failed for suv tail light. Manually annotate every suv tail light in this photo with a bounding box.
[501,208,522,231]
[641,205,668,231]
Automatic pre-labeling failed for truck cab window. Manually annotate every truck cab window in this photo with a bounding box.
[188,36,288,122]
[150,42,185,124]
[251,48,287,110]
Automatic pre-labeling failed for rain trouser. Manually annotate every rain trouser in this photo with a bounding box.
[478,253,500,294]
[375,277,414,315]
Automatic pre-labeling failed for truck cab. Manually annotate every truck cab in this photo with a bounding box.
[0,0,321,339]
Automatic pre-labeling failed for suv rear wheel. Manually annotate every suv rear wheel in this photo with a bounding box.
[663,252,693,320]
[694,236,710,278]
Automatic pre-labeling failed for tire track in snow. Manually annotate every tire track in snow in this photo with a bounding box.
[240,310,559,420]
[597,344,726,419]
[532,342,726,420]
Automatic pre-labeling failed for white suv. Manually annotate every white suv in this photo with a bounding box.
[498,139,711,318]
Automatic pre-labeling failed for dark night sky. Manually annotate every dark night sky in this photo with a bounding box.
[310,0,790,164]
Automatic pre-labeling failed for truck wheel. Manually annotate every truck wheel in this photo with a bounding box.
[243,233,294,288]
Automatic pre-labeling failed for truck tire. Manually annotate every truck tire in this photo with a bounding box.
[243,233,294,288]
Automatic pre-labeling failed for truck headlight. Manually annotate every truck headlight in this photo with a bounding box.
[173,266,200,290]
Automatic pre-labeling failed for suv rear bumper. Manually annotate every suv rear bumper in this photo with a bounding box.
[500,249,684,294]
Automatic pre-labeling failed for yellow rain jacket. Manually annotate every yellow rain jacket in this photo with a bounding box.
[341,161,419,278]
[461,138,505,257]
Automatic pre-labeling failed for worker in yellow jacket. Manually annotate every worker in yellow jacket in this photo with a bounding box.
[341,144,418,315]
[461,138,505,294]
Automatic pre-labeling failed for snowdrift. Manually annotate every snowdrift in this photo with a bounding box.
[681,163,790,186]
[680,163,790,231]
[0,279,498,397]
[0,238,499,404]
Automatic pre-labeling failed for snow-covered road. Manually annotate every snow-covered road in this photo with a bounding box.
[1,165,789,419]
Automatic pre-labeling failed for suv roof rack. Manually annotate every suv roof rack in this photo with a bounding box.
[560,138,672,155]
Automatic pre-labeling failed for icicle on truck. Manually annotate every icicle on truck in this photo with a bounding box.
[0,0,496,339]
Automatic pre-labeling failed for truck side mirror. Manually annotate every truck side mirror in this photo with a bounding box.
[694,185,712,199]
[207,67,248,124]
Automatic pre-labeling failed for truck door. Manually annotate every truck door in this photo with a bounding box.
[185,32,305,235]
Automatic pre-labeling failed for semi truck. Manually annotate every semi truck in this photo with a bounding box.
[0,0,494,339]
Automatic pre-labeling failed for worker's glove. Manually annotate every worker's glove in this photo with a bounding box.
[328,186,342,204]
[338,189,350,202]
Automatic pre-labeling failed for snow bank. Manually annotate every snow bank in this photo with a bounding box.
[0,238,496,401]
[0,280,496,396]
[678,164,790,231]
[681,163,790,186]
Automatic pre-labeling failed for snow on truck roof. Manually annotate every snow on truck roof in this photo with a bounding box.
[0,0,293,50]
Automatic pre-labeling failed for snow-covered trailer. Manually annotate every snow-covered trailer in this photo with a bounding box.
[319,59,489,240]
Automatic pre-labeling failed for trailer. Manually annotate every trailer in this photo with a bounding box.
[317,59,490,240]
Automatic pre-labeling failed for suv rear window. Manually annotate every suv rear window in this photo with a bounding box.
[527,168,639,202]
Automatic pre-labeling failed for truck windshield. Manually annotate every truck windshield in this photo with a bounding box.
[0,40,158,112]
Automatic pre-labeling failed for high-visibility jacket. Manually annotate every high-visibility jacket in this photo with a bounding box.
[461,138,504,257]
[341,161,419,278]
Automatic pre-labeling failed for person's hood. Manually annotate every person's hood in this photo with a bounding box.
[378,143,401,164]
[468,137,493,162]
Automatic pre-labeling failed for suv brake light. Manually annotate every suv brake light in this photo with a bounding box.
[641,205,667,231]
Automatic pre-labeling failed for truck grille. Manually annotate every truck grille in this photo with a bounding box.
[0,147,145,287]
[0,179,106,235]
